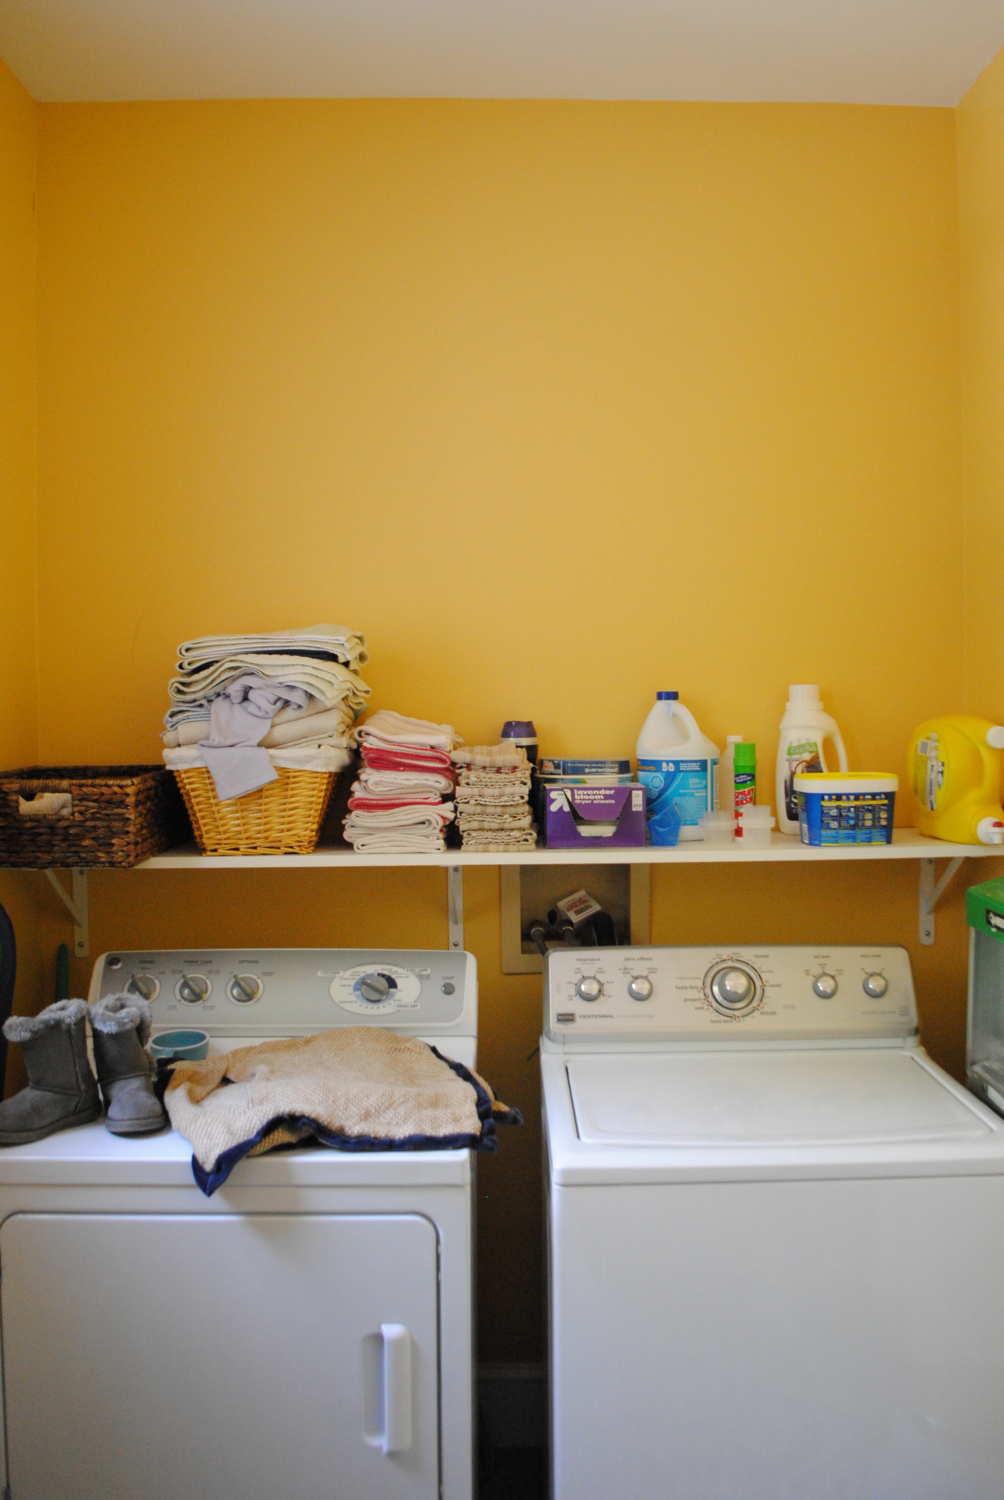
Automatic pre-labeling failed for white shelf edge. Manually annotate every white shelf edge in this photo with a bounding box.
[131,830,1004,871]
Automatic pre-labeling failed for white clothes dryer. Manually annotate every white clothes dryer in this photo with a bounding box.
[542,944,1004,1500]
[0,948,479,1500]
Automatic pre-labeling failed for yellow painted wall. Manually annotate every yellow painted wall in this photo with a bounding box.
[959,48,1004,722]
[17,97,970,1361]
[0,58,63,1080]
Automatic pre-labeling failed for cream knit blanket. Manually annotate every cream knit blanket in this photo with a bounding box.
[165,1027,520,1195]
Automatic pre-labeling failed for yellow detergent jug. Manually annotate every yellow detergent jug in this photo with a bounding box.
[909,715,1004,844]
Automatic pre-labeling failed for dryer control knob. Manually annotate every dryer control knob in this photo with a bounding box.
[813,973,838,999]
[575,976,604,1003]
[359,972,393,1004]
[228,974,262,1004]
[862,973,888,998]
[127,973,159,1002]
[627,976,653,1002]
[177,974,209,1004]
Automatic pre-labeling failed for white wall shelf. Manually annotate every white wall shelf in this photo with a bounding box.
[135,829,998,871]
[17,831,999,958]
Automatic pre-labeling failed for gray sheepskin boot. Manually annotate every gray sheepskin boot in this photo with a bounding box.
[0,1000,101,1145]
[89,994,166,1135]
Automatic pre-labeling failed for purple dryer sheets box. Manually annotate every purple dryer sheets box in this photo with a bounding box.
[544,784,647,848]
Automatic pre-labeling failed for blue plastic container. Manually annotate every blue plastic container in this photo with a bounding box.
[794,773,897,846]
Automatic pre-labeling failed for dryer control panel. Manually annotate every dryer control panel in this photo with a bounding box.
[90,948,476,1039]
[544,945,916,1045]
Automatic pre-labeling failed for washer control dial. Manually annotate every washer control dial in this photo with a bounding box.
[176,974,210,1005]
[627,975,653,1002]
[329,965,422,1014]
[127,973,159,1002]
[813,973,838,999]
[863,973,888,998]
[711,967,755,1010]
[228,974,262,1005]
[576,976,604,1003]
[706,963,761,1016]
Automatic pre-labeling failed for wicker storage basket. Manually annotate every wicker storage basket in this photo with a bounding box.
[172,765,336,856]
[0,766,188,868]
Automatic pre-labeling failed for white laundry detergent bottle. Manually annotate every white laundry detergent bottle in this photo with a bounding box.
[775,684,848,836]
[636,692,720,843]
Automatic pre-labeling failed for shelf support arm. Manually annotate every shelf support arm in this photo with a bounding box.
[447,866,464,952]
[44,869,89,959]
[919,856,965,946]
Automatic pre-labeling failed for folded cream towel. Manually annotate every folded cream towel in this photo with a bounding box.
[164,744,352,776]
[452,744,527,768]
[457,811,534,830]
[342,832,449,853]
[355,769,454,797]
[357,709,461,751]
[177,624,368,671]
[344,805,454,831]
[460,829,538,849]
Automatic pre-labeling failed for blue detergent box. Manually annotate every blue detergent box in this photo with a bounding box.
[794,773,897,846]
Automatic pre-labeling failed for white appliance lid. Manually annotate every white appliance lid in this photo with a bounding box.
[566,1049,994,1148]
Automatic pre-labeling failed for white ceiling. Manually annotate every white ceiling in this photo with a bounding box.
[1,0,1003,106]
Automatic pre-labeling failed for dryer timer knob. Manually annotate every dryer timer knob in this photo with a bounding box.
[359,972,392,1004]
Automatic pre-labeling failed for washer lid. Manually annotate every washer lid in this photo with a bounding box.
[567,1049,993,1148]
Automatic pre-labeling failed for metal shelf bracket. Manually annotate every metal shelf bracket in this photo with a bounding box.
[44,869,89,958]
[447,866,464,952]
[919,856,965,946]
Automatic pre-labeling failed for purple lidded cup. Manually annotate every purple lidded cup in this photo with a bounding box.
[501,721,538,765]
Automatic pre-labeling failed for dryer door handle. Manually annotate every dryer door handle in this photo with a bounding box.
[362,1323,413,1455]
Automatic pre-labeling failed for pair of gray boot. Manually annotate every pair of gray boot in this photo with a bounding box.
[0,994,166,1145]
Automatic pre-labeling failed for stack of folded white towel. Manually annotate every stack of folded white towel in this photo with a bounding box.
[452,744,537,852]
[161,624,368,801]
[342,711,460,854]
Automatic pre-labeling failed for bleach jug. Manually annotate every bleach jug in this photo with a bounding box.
[775,685,848,836]
[909,715,1004,845]
[636,692,719,843]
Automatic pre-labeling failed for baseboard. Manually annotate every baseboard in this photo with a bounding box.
[478,1363,547,1450]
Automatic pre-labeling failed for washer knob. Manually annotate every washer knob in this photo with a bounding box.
[358,972,393,1004]
[127,973,158,1002]
[863,973,888,998]
[177,974,209,1005]
[813,973,838,999]
[228,974,262,1004]
[575,976,604,1003]
[627,975,653,1002]
[711,967,755,1010]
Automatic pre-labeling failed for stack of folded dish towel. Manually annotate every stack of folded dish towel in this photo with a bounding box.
[452,744,536,852]
[161,624,368,801]
[342,710,460,854]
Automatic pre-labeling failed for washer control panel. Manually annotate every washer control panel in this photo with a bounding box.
[90,949,476,1038]
[545,945,916,1044]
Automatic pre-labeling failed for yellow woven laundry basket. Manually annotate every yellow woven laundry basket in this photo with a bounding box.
[173,766,336,856]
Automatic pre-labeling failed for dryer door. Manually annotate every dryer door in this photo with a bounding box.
[1,1212,440,1500]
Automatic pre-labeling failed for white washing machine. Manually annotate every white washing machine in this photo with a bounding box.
[542,944,1004,1500]
[0,948,478,1500]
